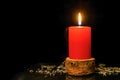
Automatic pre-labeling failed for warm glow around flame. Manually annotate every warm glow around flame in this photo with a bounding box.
[78,12,82,26]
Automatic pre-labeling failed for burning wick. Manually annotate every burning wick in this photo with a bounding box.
[78,12,82,26]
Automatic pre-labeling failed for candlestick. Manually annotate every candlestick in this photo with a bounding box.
[68,13,91,59]
[68,26,91,59]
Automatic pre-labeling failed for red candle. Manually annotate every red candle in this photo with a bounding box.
[68,13,91,59]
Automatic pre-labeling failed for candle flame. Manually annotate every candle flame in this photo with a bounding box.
[78,12,82,26]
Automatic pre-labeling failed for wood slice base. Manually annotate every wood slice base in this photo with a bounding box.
[65,57,95,76]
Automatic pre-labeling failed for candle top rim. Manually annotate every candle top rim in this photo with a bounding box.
[69,26,90,28]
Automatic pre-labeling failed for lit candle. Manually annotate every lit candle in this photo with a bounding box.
[68,12,91,59]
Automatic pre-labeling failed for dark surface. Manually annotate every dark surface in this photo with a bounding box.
[11,63,120,80]
[12,73,120,80]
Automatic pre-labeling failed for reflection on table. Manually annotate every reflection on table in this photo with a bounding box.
[66,74,95,80]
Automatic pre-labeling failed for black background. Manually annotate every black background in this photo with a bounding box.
[2,0,120,79]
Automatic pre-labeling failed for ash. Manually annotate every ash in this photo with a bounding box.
[28,62,120,77]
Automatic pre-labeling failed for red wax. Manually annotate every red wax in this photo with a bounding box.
[68,26,91,59]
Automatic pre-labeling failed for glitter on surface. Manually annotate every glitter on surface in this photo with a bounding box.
[12,62,120,80]
[27,62,120,77]
[28,62,66,77]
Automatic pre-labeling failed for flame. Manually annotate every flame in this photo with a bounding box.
[78,12,82,26]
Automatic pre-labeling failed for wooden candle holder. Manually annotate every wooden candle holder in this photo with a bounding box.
[65,57,95,76]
